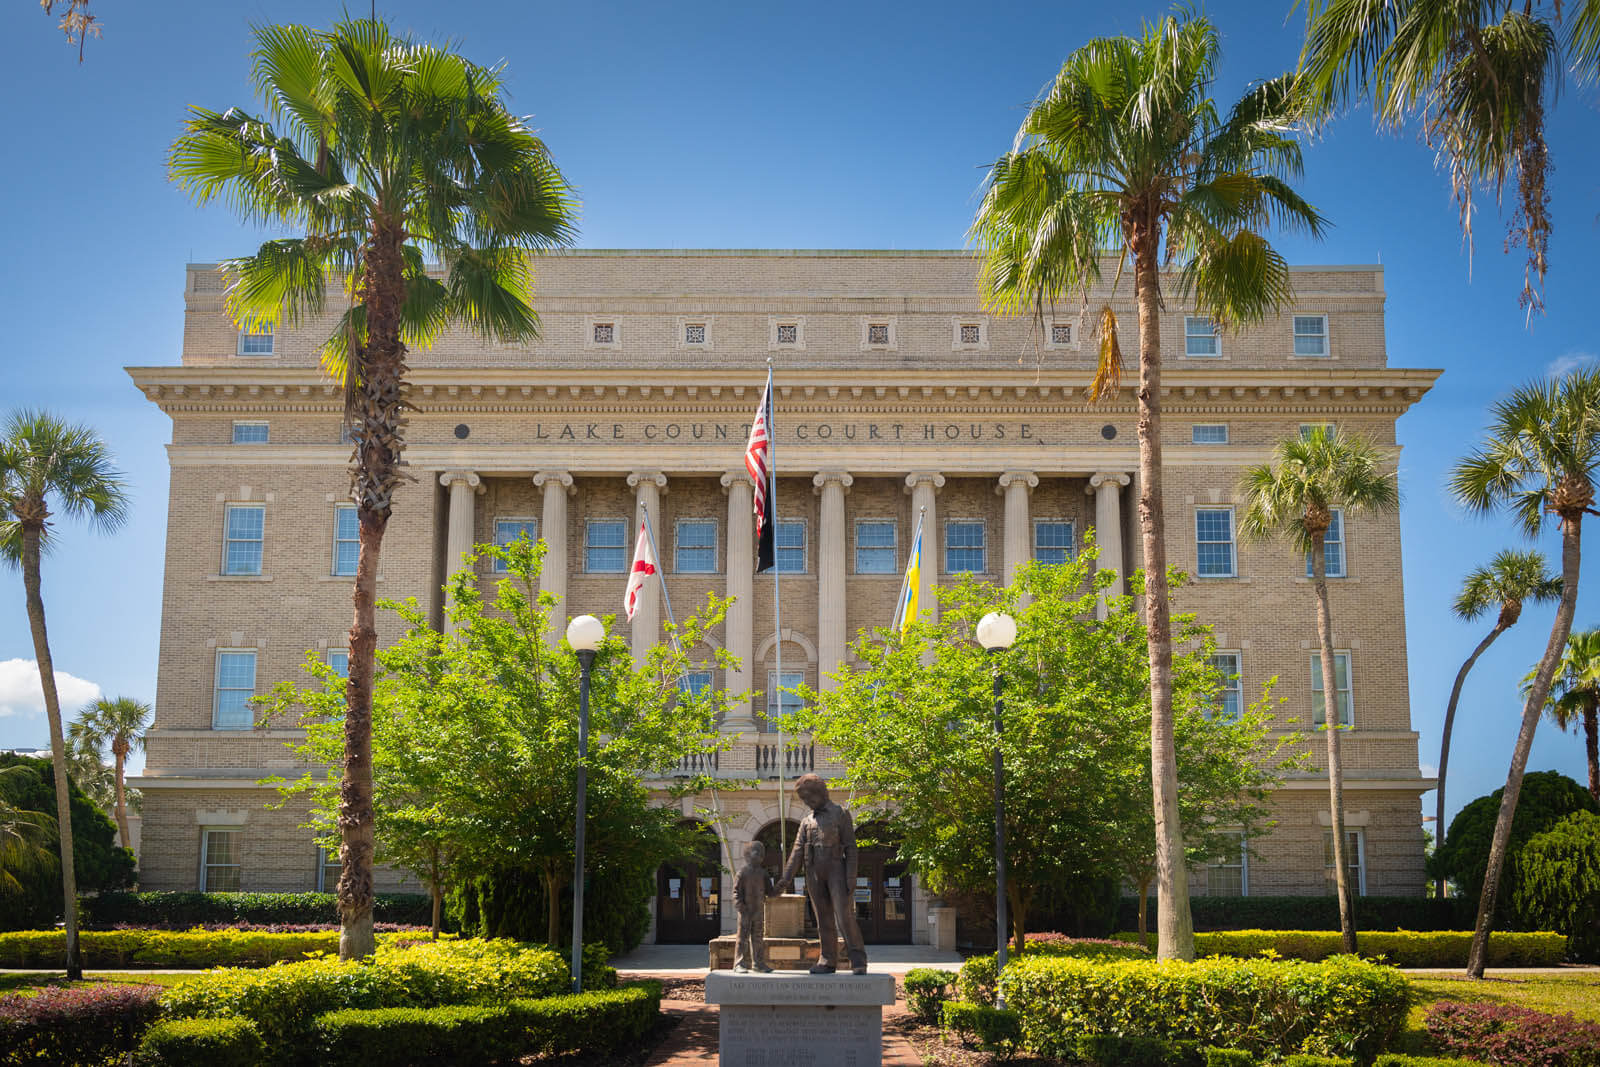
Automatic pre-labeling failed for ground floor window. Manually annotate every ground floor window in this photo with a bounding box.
[1323,828,1366,896]
[1203,831,1248,896]
[201,828,241,891]
[318,846,341,892]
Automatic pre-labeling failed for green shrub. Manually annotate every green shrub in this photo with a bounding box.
[1119,895,1474,933]
[903,967,956,1025]
[956,953,999,1006]
[1431,771,1597,913]
[1073,1033,1202,1066]
[84,890,436,929]
[1107,929,1567,967]
[0,928,345,968]
[957,937,1151,1006]
[1371,1057,1483,1067]
[137,1017,266,1066]
[450,865,651,956]
[1000,953,1410,1062]
[1282,1057,1353,1067]
[1203,1050,1256,1067]
[941,1001,1020,1056]
[1513,811,1600,962]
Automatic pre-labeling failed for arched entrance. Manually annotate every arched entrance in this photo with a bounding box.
[755,819,912,943]
[656,824,722,943]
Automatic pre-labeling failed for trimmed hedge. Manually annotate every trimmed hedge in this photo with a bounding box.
[137,1017,266,1066]
[999,953,1411,1061]
[0,983,162,1066]
[903,967,956,1025]
[1425,1000,1600,1067]
[0,928,344,969]
[957,937,1152,1006]
[1109,929,1567,967]
[1119,895,1474,933]
[1282,1058,1352,1067]
[84,891,437,930]
[941,1001,1021,1055]
[1371,1057,1483,1067]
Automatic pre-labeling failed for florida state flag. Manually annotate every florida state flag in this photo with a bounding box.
[624,519,655,621]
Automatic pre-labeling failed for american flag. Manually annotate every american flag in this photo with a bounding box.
[745,374,776,572]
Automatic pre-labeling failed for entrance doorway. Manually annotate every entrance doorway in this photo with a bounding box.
[656,826,722,943]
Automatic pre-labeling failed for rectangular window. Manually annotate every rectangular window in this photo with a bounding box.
[326,650,349,679]
[1205,831,1248,896]
[1323,829,1366,895]
[1300,423,1335,440]
[317,846,340,893]
[1208,652,1243,720]
[331,504,359,577]
[1184,316,1219,357]
[1294,315,1329,356]
[222,504,264,576]
[1192,424,1229,445]
[675,520,717,573]
[684,323,707,344]
[1050,322,1072,345]
[493,517,538,573]
[867,323,890,345]
[854,520,897,574]
[201,829,242,891]
[776,323,798,344]
[213,650,257,729]
[1311,652,1353,727]
[231,422,269,444]
[237,328,274,356]
[592,322,615,344]
[1033,520,1074,564]
[678,670,713,699]
[1195,508,1236,577]
[775,520,806,573]
[1305,508,1346,578]
[585,520,627,573]
[946,521,986,574]
[765,669,805,720]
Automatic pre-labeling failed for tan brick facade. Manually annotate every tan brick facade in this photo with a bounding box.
[130,251,1439,940]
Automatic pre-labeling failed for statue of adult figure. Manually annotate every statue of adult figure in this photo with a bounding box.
[776,773,869,974]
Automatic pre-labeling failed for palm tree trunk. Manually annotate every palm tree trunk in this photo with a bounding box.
[339,507,384,961]
[1466,516,1582,978]
[111,747,130,850]
[1435,623,1508,897]
[20,524,81,981]
[1584,700,1599,805]
[1130,219,1194,962]
[1312,531,1357,953]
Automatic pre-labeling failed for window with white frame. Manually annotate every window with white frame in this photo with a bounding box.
[945,521,986,573]
[237,328,274,356]
[1311,651,1353,727]
[1204,831,1248,896]
[678,670,714,699]
[331,504,359,577]
[1305,508,1346,578]
[1293,315,1329,356]
[493,517,538,572]
[326,649,349,679]
[222,504,265,576]
[1192,423,1229,444]
[213,650,257,730]
[317,845,340,892]
[585,520,627,572]
[1195,508,1236,577]
[765,669,806,720]
[231,421,269,444]
[1323,829,1366,895]
[1208,652,1243,720]
[1184,316,1219,357]
[675,520,717,573]
[854,519,896,574]
[1300,423,1335,440]
[1033,520,1074,564]
[200,828,242,891]
[775,520,806,573]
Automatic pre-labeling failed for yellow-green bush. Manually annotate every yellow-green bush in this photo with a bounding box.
[0,928,345,968]
[136,1017,266,1066]
[1110,929,1567,967]
[999,953,1411,1061]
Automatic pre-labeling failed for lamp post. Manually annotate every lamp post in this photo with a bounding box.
[565,614,605,993]
[976,610,1017,1004]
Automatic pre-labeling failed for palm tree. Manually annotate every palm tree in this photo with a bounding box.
[1435,550,1562,895]
[71,696,151,848]
[1537,629,1600,804]
[0,411,129,980]
[1451,366,1600,977]
[170,17,577,960]
[65,719,116,812]
[970,12,1326,960]
[0,765,58,902]
[1239,426,1398,953]
[1296,0,1600,313]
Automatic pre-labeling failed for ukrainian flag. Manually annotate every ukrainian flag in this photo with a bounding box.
[893,513,925,635]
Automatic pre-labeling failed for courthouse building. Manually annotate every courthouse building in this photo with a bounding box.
[128,250,1439,944]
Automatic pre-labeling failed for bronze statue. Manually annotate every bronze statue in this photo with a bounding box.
[732,840,775,973]
[776,773,868,974]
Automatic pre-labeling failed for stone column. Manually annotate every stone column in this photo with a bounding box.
[1088,471,1131,618]
[997,471,1039,586]
[904,473,945,625]
[533,470,574,645]
[627,471,667,663]
[439,469,481,632]
[721,471,758,732]
[813,471,853,689]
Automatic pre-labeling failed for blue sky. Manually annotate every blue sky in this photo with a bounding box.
[1,1,1596,831]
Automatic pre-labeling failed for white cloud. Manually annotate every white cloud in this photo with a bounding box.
[0,659,102,719]
[1545,349,1598,379]
[1419,762,1439,779]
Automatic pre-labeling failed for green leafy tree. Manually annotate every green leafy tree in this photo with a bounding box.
[1512,810,1600,961]
[1450,367,1600,976]
[68,696,150,849]
[969,11,1325,960]
[0,411,129,977]
[0,765,56,902]
[171,17,578,959]
[1537,628,1600,804]
[266,536,731,950]
[1239,427,1399,953]
[64,720,116,815]
[1297,0,1600,312]
[799,550,1298,954]
[1436,550,1561,895]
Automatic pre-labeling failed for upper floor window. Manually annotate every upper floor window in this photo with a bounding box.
[770,318,804,348]
[867,323,890,345]
[326,649,349,679]
[585,520,627,573]
[679,671,714,699]
[493,518,538,572]
[765,669,805,720]
[592,322,615,345]
[231,422,269,444]
[1049,322,1073,346]
[1192,424,1229,445]
[1306,508,1346,578]
[237,328,274,356]
[1194,508,1236,578]
[855,520,896,574]
[1324,829,1366,896]
[775,520,806,574]
[222,504,264,576]
[201,828,242,891]
[675,520,718,573]
[1293,315,1329,357]
[331,504,359,577]
[213,650,256,730]
[684,322,707,345]
[1184,316,1219,357]
[953,319,988,348]
[1204,831,1248,896]
[1033,520,1074,564]
[1300,423,1335,440]
[945,520,986,574]
[1311,651,1353,727]
[1208,652,1243,720]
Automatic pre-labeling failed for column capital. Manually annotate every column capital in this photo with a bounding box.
[439,469,482,492]
[904,472,946,493]
[996,471,1039,494]
[627,470,668,491]
[720,470,753,494]
[812,471,854,494]
[532,470,575,494]
[1088,471,1131,491]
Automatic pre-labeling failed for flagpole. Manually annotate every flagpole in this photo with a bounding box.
[766,359,787,860]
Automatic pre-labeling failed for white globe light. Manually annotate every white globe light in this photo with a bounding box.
[565,614,605,652]
[976,611,1017,651]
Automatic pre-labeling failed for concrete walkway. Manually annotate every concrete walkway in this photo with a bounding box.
[614,942,962,976]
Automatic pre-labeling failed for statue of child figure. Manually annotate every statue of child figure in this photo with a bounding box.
[733,840,776,973]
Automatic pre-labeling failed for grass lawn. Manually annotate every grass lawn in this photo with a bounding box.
[1389,971,1600,1054]
[0,971,194,994]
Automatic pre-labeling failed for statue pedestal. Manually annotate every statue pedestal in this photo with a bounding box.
[706,970,896,1067]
